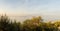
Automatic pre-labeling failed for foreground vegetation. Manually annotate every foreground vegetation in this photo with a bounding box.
[0,15,60,31]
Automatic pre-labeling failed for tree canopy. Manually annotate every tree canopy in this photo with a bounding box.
[0,15,59,31]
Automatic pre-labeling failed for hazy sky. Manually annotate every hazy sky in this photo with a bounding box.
[0,0,60,16]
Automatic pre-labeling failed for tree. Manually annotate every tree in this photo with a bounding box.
[22,16,43,31]
[0,15,21,31]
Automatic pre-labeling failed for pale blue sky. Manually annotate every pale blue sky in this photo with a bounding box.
[0,0,60,16]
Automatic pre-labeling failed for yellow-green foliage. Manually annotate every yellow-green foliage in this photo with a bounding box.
[0,15,59,31]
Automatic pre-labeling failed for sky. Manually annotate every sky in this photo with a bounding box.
[0,0,60,16]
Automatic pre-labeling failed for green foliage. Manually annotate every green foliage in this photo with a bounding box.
[0,15,21,31]
[22,16,58,31]
[0,15,59,31]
